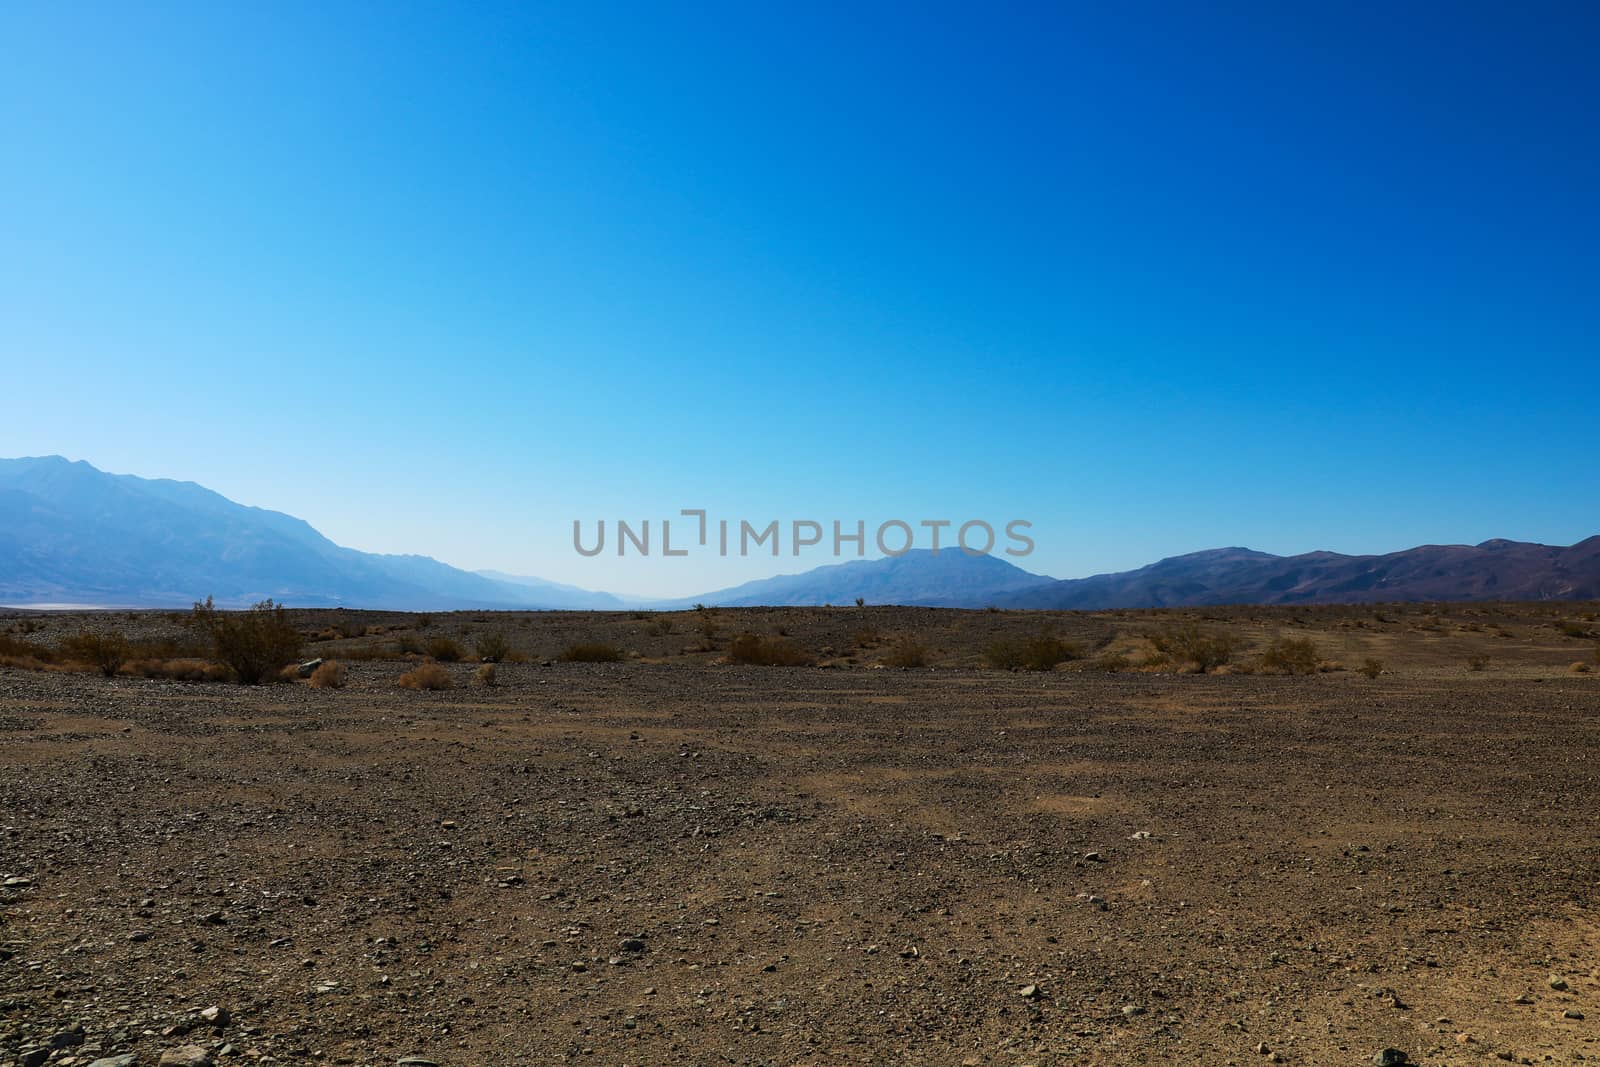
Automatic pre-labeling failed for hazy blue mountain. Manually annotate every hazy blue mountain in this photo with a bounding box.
[665,549,1058,608]
[0,456,614,609]
[474,570,632,610]
[994,539,1600,608]
[6,456,1597,611]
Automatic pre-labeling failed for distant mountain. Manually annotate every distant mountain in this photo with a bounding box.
[474,570,631,610]
[995,539,1600,609]
[0,456,615,609]
[670,549,1058,608]
[5,456,1598,611]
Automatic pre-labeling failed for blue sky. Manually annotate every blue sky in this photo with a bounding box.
[3,1,1597,597]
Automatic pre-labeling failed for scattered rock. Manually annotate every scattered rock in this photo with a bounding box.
[1018,984,1041,999]
[1372,1050,1408,1066]
[619,937,647,953]
[88,1056,139,1067]
[199,1004,229,1027]
[1549,975,1570,991]
[1564,1009,1585,1020]
[157,1046,212,1067]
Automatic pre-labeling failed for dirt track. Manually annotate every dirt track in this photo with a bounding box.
[3,645,1599,1066]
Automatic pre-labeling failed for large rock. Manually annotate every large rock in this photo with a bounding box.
[158,1047,212,1067]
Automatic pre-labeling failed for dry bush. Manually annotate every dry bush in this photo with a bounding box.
[1258,636,1319,676]
[853,625,881,648]
[395,633,426,656]
[60,631,131,677]
[1557,619,1592,638]
[124,658,232,683]
[191,597,303,685]
[726,634,813,667]
[1147,622,1240,673]
[1466,654,1491,672]
[880,637,928,669]
[0,633,55,664]
[474,663,497,687]
[309,661,347,689]
[647,618,675,636]
[1087,651,1129,672]
[1570,661,1592,674]
[398,663,454,690]
[426,636,465,662]
[559,643,623,663]
[474,632,511,663]
[983,634,1082,671]
[1359,657,1385,679]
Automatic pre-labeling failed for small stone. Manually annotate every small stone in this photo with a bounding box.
[1549,975,1570,991]
[199,1005,229,1027]
[1255,1041,1270,1054]
[1122,1004,1144,1017]
[2,876,33,888]
[619,938,646,953]
[1564,1009,1585,1020]
[158,1048,212,1067]
[1083,851,1104,862]
[88,1057,139,1067]
[21,1048,50,1067]
[1514,992,1535,1004]
[1018,984,1040,999]
[397,1059,440,1067]
[50,1025,86,1048]
[1372,1050,1407,1067]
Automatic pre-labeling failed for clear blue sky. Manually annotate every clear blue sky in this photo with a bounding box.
[3,1,1596,597]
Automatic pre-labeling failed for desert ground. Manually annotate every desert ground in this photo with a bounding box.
[2,603,1599,1066]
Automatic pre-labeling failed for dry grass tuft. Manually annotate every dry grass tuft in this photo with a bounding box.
[398,663,454,690]
[726,634,813,667]
[309,661,347,689]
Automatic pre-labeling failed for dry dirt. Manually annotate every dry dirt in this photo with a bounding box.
[2,605,1599,1066]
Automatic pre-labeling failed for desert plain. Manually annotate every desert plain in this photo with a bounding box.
[2,602,1598,1066]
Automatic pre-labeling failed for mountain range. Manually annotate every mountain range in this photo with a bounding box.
[2,456,1597,610]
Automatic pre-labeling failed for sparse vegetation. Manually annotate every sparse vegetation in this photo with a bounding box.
[474,631,511,663]
[983,634,1082,671]
[396,633,426,655]
[191,597,303,685]
[1258,636,1319,675]
[60,631,131,677]
[1467,654,1491,671]
[398,663,454,690]
[426,636,465,662]
[309,661,347,689]
[1359,657,1385,679]
[475,662,498,686]
[124,658,232,683]
[881,637,928,668]
[559,643,624,663]
[727,634,813,666]
[1147,622,1241,673]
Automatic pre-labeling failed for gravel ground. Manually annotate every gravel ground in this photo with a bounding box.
[2,638,1599,1066]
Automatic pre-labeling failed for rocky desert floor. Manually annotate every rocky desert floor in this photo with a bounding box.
[2,604,1599,1066]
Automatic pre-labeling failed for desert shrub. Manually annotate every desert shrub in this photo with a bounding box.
[309,661,347,689]
[855,597,866,608]
[474,662,497,687]
[853,625,880,648]
[191,597,303,685]
[647,618,674,635]
[1557,619,1591,638]
[559,643,623,663]
[474,632,511,663]
[1466,654,1491,672]
[1093,652,1131,672]
[726,634,813,667]
[124,658,232,683]
[398,663,454,690]
[0,633,54,664]
[1359,657,1385,679]
[1258,636,1319,676]
[60,631,132,677]
[426,636,465,662]
[881,637,928,668]
[1571,661,1592,674]
[1147,622,1240,673]
[395,632,425,655]
[984,634,1082,671]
